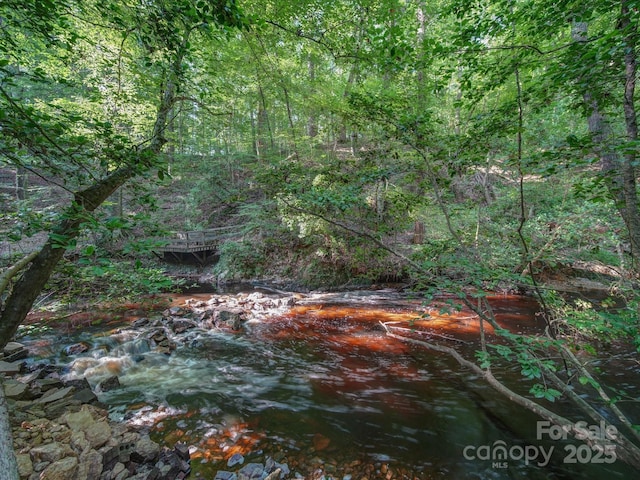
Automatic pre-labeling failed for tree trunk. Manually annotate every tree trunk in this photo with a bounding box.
[0,38,182,351]
[574,17,640,271]
[15,167,27,200]
[0,166,133,347]
[0,378,18,480]
[618,0,640,266]
[256,84,272,159]
[0,48,179,480]
[307,56,318,139]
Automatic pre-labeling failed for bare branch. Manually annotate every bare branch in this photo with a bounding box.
[380,321,640,469]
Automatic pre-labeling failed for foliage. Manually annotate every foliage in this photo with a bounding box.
[49,256,185,304]
[14,323,52,340]
[2,0,640,470]
[543,290,640,350]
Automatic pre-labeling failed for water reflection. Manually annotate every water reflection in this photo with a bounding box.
[20,291,640,479]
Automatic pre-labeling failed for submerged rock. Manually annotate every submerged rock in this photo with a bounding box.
[216,309,245,330]
[97,375,121,393]
[215,471,238,480]
[63,342,90,356]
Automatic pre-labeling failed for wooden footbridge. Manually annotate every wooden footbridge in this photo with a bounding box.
[152,227,238,264]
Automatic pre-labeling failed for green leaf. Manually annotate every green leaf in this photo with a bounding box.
[91,266,106,276]
[475,350,491,369]
[544,389,562,402]
[578,376,600,389]
[489,344,513,360]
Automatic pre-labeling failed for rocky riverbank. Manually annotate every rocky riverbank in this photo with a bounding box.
[2,341,192,480]
[1,291,304,480]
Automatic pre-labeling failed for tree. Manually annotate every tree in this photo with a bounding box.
[566,1,640,270]
[0,2,246,474]
[296,0,640,470]
[0,0,246,346]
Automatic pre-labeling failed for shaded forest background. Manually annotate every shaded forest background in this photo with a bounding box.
[2,0,637,299]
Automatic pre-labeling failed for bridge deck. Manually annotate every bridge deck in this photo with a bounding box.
[152,227,237,263]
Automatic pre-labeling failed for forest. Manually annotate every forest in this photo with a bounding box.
[1,0,640,479]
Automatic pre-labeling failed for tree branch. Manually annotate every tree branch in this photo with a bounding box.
[0,251,39,298]
[380,320,640,469]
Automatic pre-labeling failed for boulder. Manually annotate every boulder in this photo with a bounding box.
[76,449,103,480]
[215,472,238,480]
[39,456,78,480]
[63,377,92,391]
[70,430,90,454]
[227,452,245,467]
[173,442,190,462]
[3,341,28,361]
[132,317,151,328]
[132,435,160,463]
[73,388,99,404]
[43,396,82,420]
[155,446,191,479]
[84,420,111,449]
[264,468,282,480]
[0,360,24,375]
[63,406,95,431]
[110,461,127,479]
[63,343,90,356]
[30,441,73,464]
[34,377,64,393]
[164,306,185,317]
[15,453,33,478]
[35,387,74,404]
[237,463,265,480]
[3,380,29,400]
[116,431,140,463]
[170,318,197,334]
[216,310,245,330]
[97,375,121,392]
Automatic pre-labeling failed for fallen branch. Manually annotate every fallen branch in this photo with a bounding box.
[379,321,640,469]
[381,320,470,344]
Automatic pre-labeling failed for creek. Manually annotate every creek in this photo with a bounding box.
[17,288,640,479]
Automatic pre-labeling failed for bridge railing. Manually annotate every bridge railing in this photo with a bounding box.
[152,226,239,253]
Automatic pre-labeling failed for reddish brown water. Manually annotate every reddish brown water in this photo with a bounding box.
[21,291,640,479]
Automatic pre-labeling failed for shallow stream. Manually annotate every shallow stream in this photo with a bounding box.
[19,289,640,479]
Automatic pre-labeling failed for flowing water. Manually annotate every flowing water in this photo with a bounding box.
[19,290,640,479]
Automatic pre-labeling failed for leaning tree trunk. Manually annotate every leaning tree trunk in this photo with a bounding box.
[0,166,136,347]
[0,43,181,351]
[0,36,182,480]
